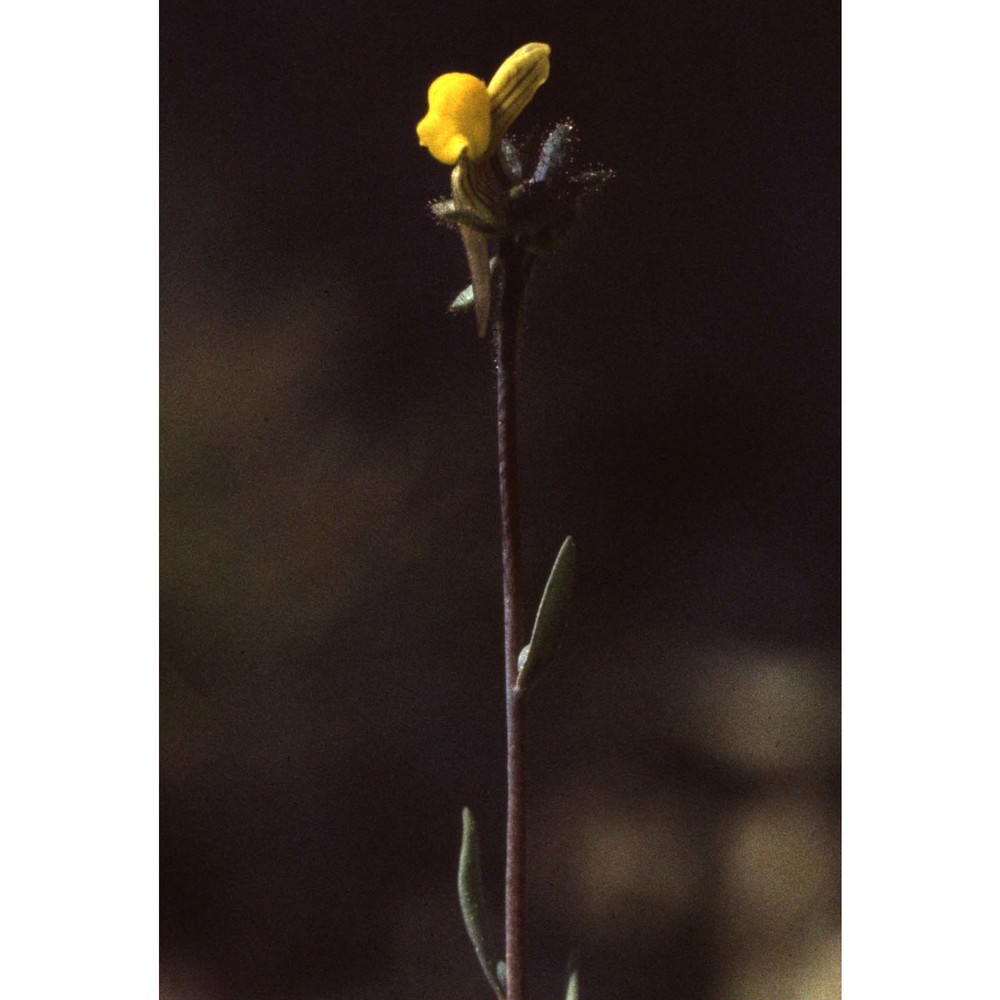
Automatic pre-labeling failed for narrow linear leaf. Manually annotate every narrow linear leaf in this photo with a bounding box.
[515,536,577,692]
[564,951,580,1000]
[449,283,476,313]
[458,808,502,996]
[564,966,579,1000]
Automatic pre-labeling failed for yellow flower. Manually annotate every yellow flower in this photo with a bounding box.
[417,43,551,165]
[417,44,551,339]
[416,73,491,164]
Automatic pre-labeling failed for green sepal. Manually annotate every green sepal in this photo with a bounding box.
[531,121,576,186]
[429,197,456,219]
[458,808,503,996]
[435,207,500,236]
[515,536,577,693]
[500,138,523,182]
[496,960,507,992]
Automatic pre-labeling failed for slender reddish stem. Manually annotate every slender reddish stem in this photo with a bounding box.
[495,239,532,1000]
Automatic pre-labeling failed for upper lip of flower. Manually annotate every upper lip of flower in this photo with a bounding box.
[484,43,550,156]
[417,43,551,166]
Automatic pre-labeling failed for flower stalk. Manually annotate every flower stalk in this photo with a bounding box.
[494,237,533,1000]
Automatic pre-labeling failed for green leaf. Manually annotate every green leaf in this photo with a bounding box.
[449,282,476,313]
[458,808,502,996]
[564,951,580,1000]
[515,536,577,692]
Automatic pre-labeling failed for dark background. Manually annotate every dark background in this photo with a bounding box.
[161,2,840,998]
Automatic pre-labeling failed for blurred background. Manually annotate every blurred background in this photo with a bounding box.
[161,2,840,998]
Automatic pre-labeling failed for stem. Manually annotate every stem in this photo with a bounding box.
[495,238,532,1000]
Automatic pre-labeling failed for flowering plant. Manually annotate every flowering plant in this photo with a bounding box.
[417,44,610,1000]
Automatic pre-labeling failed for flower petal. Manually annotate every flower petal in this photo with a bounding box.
[486,43,551,148]
[417,72,491,165]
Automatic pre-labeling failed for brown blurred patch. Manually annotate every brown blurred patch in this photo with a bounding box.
[535,773,704,941]
[660,645,840,779]
[161,261,455,684]
[715,929,840,1000]
[717,791,838,946]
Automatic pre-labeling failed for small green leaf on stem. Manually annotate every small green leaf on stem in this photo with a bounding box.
[515,536,576,692]
[458,808,502,996]
[450,282,476,313]
[564,951,580,1000]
